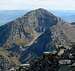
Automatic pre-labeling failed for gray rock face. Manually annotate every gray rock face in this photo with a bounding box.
[0,8,75,65]
[0,8,58,48]
[0,8,58,64]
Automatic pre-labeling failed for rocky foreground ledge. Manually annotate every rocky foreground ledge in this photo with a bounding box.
[16,45,75,71]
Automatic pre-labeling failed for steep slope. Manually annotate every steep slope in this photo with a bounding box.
[20,29,56,63]
[51,22,75,47]
[0,24,11,46]
[0,8,75,64]
[0,8,57,48]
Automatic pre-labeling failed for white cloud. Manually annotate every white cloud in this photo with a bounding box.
[0,0,75,10]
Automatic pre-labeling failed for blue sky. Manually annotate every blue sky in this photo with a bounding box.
[0,0,75,10]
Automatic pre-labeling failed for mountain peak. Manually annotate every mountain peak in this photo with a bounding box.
[24,8,58,29]
[25,8,55,17]
[34,8,51,13]
[1,8,75,65]
[36,8,46,10]
[0,8,58,48]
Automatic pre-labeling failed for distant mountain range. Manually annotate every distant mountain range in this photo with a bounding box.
[0,8,75,65]
[0,10,75,26]
[0,10,26,26]
[52,10,75,22]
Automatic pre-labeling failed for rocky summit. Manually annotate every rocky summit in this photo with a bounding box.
[0,8,58,63]
[0,8,57,47]
[0,8,75,71]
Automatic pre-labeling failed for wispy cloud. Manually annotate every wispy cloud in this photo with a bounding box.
[0,0,75,10]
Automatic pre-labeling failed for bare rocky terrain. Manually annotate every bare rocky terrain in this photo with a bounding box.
[0,8,75,71]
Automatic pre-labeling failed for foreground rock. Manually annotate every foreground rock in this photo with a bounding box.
[25,45,75,71]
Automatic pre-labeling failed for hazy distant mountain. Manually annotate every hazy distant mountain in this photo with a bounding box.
[0,10,75,26]
[0,10,26,26]
[52,10,75,22]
